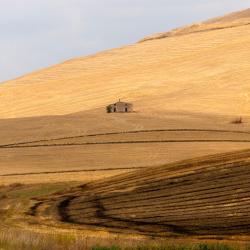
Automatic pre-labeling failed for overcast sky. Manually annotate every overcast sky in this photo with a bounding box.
[1,0,250,82]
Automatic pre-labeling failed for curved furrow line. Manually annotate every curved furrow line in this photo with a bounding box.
[84,152,250,192]
[30,149,250,238]
[73,164,250,205]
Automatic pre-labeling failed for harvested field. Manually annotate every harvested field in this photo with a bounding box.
[0,8,250,245]
[30,149,250,239]
[0,104,249,185]
[1,127,250,185]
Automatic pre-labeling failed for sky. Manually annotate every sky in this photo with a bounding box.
[1,0,250,82]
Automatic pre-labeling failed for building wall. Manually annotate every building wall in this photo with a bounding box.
[107,102,133,113]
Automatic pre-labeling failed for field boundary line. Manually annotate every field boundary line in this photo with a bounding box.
[1,128,250,148]
[0,167,144,177]
[1,139,250,149]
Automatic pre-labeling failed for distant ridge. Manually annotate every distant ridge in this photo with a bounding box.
[140,8,250,42]
[205,8,250,24]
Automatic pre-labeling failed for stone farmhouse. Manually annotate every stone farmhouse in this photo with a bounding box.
[106,100,133,113]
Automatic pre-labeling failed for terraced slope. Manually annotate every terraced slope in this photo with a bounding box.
[32,149,250,238]
[0,9,250,118]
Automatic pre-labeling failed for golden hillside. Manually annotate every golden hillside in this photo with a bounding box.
[0,8,250,118]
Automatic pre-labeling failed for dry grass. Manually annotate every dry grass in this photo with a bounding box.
[0,229,246,250]
[0,229,84,250]
[0,224,248,250]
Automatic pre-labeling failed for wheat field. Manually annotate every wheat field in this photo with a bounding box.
[0,8,250,245]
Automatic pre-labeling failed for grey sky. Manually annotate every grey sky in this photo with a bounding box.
[1,0,250,82]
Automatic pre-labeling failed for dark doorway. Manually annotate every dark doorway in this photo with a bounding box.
[125,107,128,112]
[114,108,117,112]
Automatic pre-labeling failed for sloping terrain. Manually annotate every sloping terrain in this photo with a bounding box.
[0,9,250,118]
[30,149,250,238]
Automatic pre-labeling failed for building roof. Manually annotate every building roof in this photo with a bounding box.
[108,100,133,106]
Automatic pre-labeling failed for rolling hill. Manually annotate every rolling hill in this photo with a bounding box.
[0,9,250,185]
[0,8,250,243]
[0,8,250,118]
